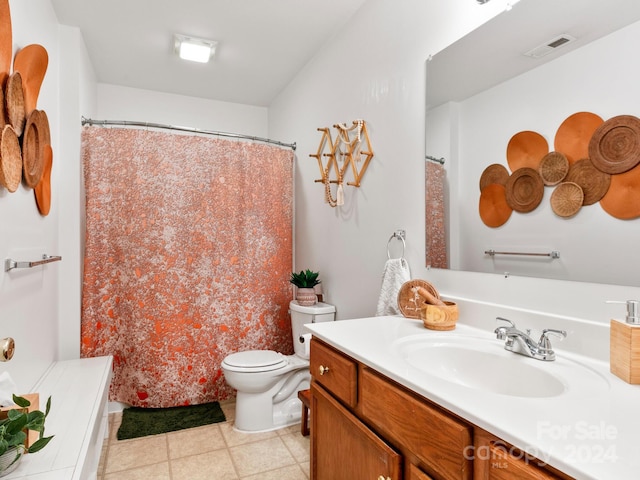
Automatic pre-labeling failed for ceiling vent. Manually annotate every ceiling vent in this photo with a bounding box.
[524,34,576,58]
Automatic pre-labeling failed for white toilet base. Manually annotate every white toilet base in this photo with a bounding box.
[233,372,310,433]
[233,396,304,433]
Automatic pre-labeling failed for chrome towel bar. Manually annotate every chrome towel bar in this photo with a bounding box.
[5,254,63,272]
[484,250,560,259]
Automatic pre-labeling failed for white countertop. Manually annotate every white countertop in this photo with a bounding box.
[305,315,640,480]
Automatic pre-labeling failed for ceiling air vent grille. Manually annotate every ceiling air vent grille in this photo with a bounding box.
[524,34,576,58]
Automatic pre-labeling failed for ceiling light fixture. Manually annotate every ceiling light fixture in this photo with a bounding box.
[174,34,217,63]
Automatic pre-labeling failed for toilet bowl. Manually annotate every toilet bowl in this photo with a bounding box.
[221,300,336,432]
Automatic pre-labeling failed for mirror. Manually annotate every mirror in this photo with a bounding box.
[425,0,640,287]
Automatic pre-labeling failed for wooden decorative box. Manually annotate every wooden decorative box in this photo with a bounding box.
[610,319,640,384]
[0,393,40,449]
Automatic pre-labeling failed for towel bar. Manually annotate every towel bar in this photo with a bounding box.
[5,254,63,272]
[484,250,560,259]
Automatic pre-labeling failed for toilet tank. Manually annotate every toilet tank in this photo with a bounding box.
[289,300,336,359]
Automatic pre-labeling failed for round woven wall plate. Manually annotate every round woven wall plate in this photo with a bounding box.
[0,84,5,129]
[6,71,25,137]
[565,158,610,205]
[589,115,640,174]
[479,163,509,191]
[34,144,52,216]
[505,167,544,213]
[538,151,569,186]
[599,163,640,219]
[0,124,22,192]
[551,182,584,218]
[554,112,604,164]
[479,183,512,227]
[397,279,440,319]
[506,130,548,172]
[35,110,50,145]
[22,110,43,188]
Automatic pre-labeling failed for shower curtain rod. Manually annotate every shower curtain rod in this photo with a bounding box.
[81,117,297,151]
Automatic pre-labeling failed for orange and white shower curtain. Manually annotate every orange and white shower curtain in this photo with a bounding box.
[81,127,294,408]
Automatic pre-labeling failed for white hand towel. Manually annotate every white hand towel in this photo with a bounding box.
[375,258,411,316]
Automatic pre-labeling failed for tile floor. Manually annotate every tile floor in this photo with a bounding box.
[97,400,310,480]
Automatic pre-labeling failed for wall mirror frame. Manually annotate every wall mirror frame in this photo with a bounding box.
[425,0,640,287]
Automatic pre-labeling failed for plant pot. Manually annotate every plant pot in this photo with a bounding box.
[0,448,22,477]
[296,288,317,306]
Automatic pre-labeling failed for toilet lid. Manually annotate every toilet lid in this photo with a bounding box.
[223,350,287,371]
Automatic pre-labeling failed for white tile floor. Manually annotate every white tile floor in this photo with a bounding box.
[97,400,310,480]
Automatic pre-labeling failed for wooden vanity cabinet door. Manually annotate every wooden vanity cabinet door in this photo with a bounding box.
[474,430,571,480]
[359,367,473,480]
[407,463,434,480]
[310,338,358,408]
[311,381,401,480]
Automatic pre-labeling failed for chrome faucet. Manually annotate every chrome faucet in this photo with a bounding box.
[494,317,567,361]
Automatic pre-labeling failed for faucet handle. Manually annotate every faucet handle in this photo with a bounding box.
[496,317,516,328]
[538,329,567,351]
[494,317,515,340]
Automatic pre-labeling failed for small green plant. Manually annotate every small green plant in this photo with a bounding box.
[289,269,321,288]
[0,395,54,458]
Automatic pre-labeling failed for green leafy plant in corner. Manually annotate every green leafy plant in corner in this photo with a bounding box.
[0,394,54,462]
[289,269,321,288]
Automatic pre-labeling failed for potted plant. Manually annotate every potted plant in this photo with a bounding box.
[290,269,321,306]
[0,395,53,476]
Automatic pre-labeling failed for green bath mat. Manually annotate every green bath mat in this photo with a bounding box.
[117,401,226,440]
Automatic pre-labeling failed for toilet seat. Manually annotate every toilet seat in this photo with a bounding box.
[222,350,287,373]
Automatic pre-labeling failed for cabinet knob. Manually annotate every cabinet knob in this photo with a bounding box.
[319,365,330,375]
[0,337,15,362]
[377,476,391,480]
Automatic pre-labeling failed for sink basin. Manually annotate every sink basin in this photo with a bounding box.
[391,335,609,398]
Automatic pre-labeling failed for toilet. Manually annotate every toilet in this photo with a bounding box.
[221,300,336,432]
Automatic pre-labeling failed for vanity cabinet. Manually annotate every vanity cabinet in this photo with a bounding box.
[309,338,572,480]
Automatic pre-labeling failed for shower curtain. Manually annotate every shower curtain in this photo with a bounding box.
[81,127,294,408]
[425,160,448,268]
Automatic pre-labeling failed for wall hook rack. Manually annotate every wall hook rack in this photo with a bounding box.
[5,254,63,272]
[309,120,374,207]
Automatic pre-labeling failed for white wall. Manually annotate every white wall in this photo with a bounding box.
[268,0,514,321]
[96,84,268,138]
[0,0,61,391]
[268,0,640,344]
[57,24,97,361]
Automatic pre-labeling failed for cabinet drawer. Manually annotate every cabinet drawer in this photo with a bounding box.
[484,442,561,480]
[360,367,473,480]
[474,430,569,480]
[310,338,358,408]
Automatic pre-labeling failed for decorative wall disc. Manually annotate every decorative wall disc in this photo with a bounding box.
[479,183,512,227]
[539,151,569,186]
[554,111,603,164]
[589,115,640,174]
[551,182,583,218]
[565,158,610,205]
[479,164,509,191]
[506,130,548,172]
[505,167,544,213]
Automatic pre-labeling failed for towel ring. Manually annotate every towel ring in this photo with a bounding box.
[387,231,406,260]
